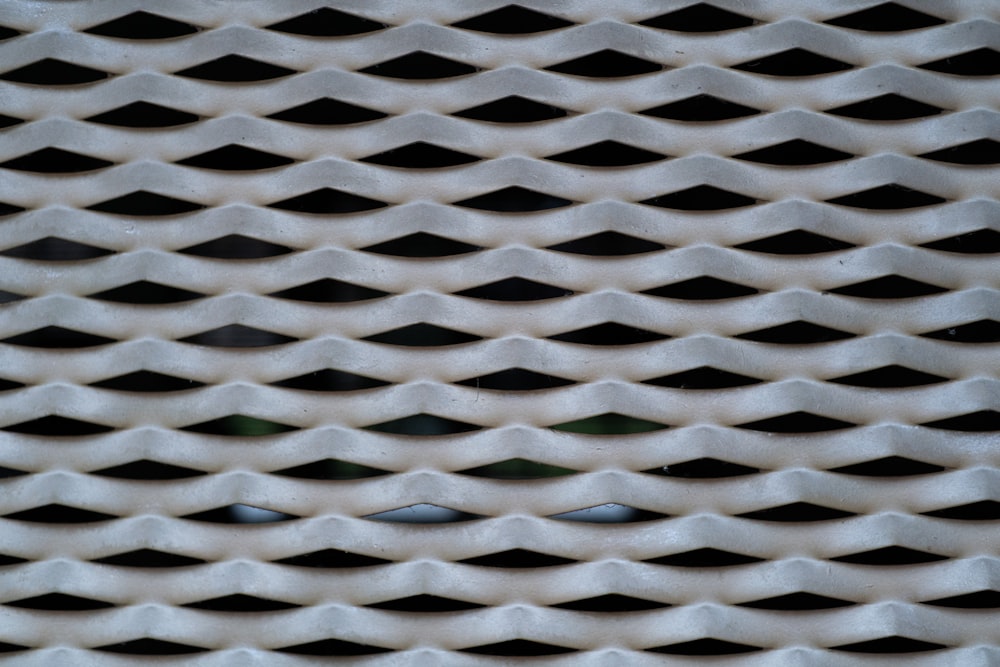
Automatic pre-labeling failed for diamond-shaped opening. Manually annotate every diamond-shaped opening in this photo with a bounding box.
[183,594,299,612]
[733,139,852,165]
[0,202,25,216]
[0,114,24,128]
[91,371,204,393]
[0,291,23,304]
[1,237,113,261]
[736,321,856,344]
[267,98,388,125]
[271,369,389,392]
[364,414,481,436]
[178,324,297,347]
[453,96,569,123]
[551,594,667,612]
[267,188,387,214]
[735,230,855,255]
[733,48,853,76]
[176,144,294,170]
[824,3,945,31]
[643,367,762,390]
[644,548,764,567]
[830,637,947,653]
[831,546,948,565]
[736,412,855,433]
[0,27,19,41]
[547,231,664,256]
[0,378,24,392]
[179,235,293,259]
[828,365,947,388]
[366,594,484,612]
[362,232,480,257]
[921,229,1000,254]
[829,275,947,299]
[4,504,116,523]
[640,94,761,121]
[919,139,1000,165]
[87,191,204,216]
[922,591,1000,609]
[265,8,388,36]
[88,281,204,304]
[275,639,391,656]
[455,368,575,391]
[457,459,577,480]
[269,279,389,303]
[452,6,573,34]
[461,639,577,656]
[643,458,760,478]
[95,639,208,655]
[1,148,113,173]
[453,186,572,212]
[918,48,1000,76]
[273,550,391,568]
[827,184,946,209]
[363,323,482,347]
[455,277,572,301]
[360,142,480,169]
[459,549,576,568]
[545,141,666,167]
[825,93,944,121]
[550,413,668,434]
[174,55,296,82]
[920,320,1000,343]
[3,327,115,349]
[640,4,757,32]
[86,101,199,128]
[643,276,758,300]
[548,322,668,346]
[182,504,298,524]
[364,504,483,523]
[545,49,662,78]
[90,460,206,480]
[922,500,1000,520]
[920,410,1000,432]
[647,639,763,655]
[180,415,298,436]
[736,592,853,610]
[92,549,206,568]
[737,502,856,522]
[2,415,113,436]
[0,59,110,85]
[641,185,758,210]
[4,593,115,611]
[271,459,390,480]
[0,466,27,479]
[829,456,944,477]
[84,11,200,38]
[359,51,479,79]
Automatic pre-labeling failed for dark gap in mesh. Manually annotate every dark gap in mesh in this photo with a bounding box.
[829,456,944,477]
[4,504,116,523]
[85,101,199,127]
[0,465,28,478]
[88,281,204,304]
[87,191,204,216]
[452,6,573,34]
[733,139,853,165]
[824,3,945,31]
[271,459,390,480]
[920,229,1000,254]
[829,275,947,299]
[918,48,1000,76]
[362,232,481,257]
[640,94,761,121]
[647,639,763,655]
[273,549,392,568]
[641,185,758,210]
[360,142,480,168]
[828,365,947,388]
[365,505,484,523]
[922,500,1000,520]
[642,367,762,390]
[457,459,577,480]
[737,502,856,522]
[1,237,113,261]
[643,458,760,478]
[545,141,666,167]
[551,594,667,612]
[91,371,205,392]
[178,324,298,347]
[735,321,856,344]
[267,188,387,213]
[91,459,206,480]
[644,548,764,567]
[176,144,294,170]
[84,11,200,38]
[364,414,481,436]
[92,549,207,568]
[455,277,572,301]
[275,639,392,656]
[921,591,1000,609]
[460,640,576,656]
[0,27,20,40]
[459,549,576,568]
[180,415,298,436]
[642,276,758,300]
[1,147,113,173]
[271,369,389,392]
[918,139,1000,165]
[737,592,854,610]
[265,8,388,36]
[830,636,947,653]
[639,4,757,32]
[174,55,296,82]
[827,184,946,209]
[453,186,572,212]
[0,202,25,216]
[831,546,948,565]
[920,320,1000,343]
[95,639,209,655]
[2,415,113,436]
[920,410,1000,432]
[269,278,389,303]
[544,49,662,78]
[0,291,25,304]
[366,594,484,612]
[363,323,482,346]
[0,554,28,565]
[455,368,575,391]
[736,412,855,433]
[0,643,29,654]
[183,594,299,612]
[550,505,666,523]
[824,93,944,120]
[179,235,293,259]
[5,593,114,611]
[547,231,663,255]
[735,230,854,254]
[0,59,110,85]
[453,96,569,123]
[0,114,24,128]
[267,98,388,125]
[359,52,479,79]
[732,49,853,76]
[548,322,668,345]
[549,413,668,434]
[182,504,298,524]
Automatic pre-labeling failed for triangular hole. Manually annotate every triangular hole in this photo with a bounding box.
[825,93,943,121]
[87,191,204,216]
[95,639,208,655]
[455,277,571,301]
[5,593,113,610]
[829,456,944,477]
[1,148,112,173]
[641,185,758,210]
[176,144,293,170]
[647,639,762,655]
[3,326,115,348]
[84,11,199,39]
[179,235,293,259]
[455,368,575,391]
[733,139,852,165]
[824,3,945,31]
[831,546,947,565]
[453,95,569,123]
[732,48,853,76]
[364,504,483,523]
[544,49,662,78]
[550,413,668,434]
[452,6,573,34]
[547,231,663,256]
[90,459,205,480]
[267,98,387,125]
[180,415,297,436]
[643,367,762,389]
[2,415,112,436]
[829,275,947,299]
[4,504,116,523]
[920,229,1000,254]
[735,230,854,255]
[639,4,757,32]
[642,276,758,300]
[460,640,576,656]
[0,59,110,85]
[458,549,576,568]
[183,594,299,612]
[363,323,482,347]
[265,8,387,36]
[362,232,480,257]
[737,592,853,610]
[920,320,1000,343]
[0,379,24,393]
[919,139,1000,165]
[548,322,668,346]
[182,504,298,524]
[267,188,387,214]
[360,142,480,168]
[736,321,855,344]
[828,365,947,388]
[273,549,391,568]
[453,186,572,212]
[178,324,297,347]
[359,51,479,79]
[2,237,113,261]
[922,591,1000,609]
[826,184,945,209]
[0,114,24,128]
[92,549,206,568]
[643,458,760,478]
[271,459,389,480]
[88,281,204,304]
[458,458,577,479]
[551,594,666,612]
[85,101,198,127]
[269,278,389,303]
[275,639,391,656]
[644,548,764,567]
[366,594,484,612]
[545,141,666,167]
[918,48,1000,76]
[922,500,1000,520]
[920,410,1000,432]
[174,55,295,82]
[737,502,856,522]
[830,636,947,653]
[364,414,481,436]
[736,411,855,433]
[640,94,760,121]
[271,369,389,392]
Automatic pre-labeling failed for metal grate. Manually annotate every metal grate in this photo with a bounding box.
[1,0,999,663]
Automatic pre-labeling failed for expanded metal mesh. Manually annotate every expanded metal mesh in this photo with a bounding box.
[1,0,999,664]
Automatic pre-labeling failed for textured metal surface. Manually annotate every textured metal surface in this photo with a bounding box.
[1,0,999,664]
